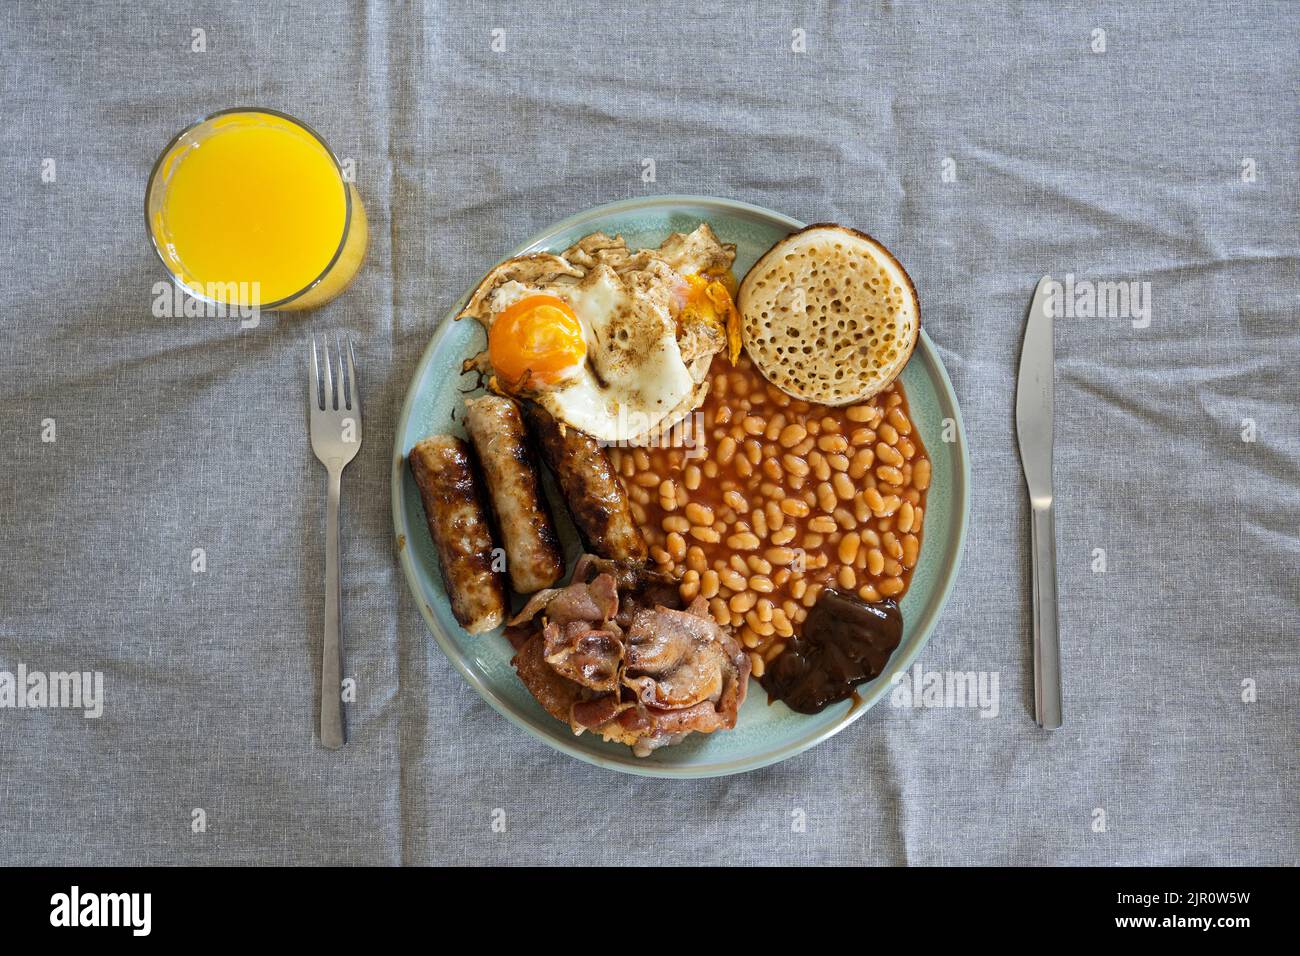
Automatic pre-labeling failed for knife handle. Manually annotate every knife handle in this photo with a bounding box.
[1030,502,1063,729]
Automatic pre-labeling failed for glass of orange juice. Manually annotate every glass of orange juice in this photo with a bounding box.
[146,107,368,314]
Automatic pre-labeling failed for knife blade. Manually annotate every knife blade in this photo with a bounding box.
[1016,276,1062,729]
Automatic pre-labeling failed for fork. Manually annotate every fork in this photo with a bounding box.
[309,334,362,749]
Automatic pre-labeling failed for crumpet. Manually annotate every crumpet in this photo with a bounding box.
[737,224,919,405]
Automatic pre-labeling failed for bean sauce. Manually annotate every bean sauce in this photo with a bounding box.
[759,588,902,714]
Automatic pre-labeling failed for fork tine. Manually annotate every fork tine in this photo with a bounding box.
[321,335,335,410]
[336,331,350,410]
[310,337,321,409]
[345,335,359,413]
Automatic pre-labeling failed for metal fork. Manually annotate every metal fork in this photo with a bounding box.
[309,334,362,749]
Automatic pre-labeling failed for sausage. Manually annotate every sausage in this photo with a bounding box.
[464,395,564,594]
[520,402,649,563]
[407,435,506,634]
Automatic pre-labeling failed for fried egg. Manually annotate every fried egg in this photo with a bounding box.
[459,225,739,444]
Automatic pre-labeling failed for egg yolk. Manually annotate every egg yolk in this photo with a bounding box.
[682,273,743,364]
[488,294,587,388]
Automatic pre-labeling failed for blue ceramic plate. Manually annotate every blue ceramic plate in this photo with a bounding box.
[392,196,969,778]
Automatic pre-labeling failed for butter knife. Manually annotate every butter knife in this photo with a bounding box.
[1016,276,1062,729]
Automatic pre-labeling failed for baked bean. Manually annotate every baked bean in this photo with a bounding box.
[709,598,731,627]
[832,472,855,501]
[793,436,816,456]
[666,532,687,561]
[781,454,810,477]
[877,464,904,486]
[742,415,765,436]
[633,471,661,488]
[878,422,898,445]
[876,442,903,466]
[808,515,837,534]
[867,548,885,576]
[745,611,775,636]
[739,626,760,649]
[817,434,848,453]
[846,404,874,422]
[772,567,791,587]
[687,546,707,573]
[701,569,720,599]
[745,439,762,464]
[765,546,797,565]
[838,532,861,565]
[809,451,831,481]
[756,597,774,622]
[883,531,903,560]
[729,591,757,614]
[816,481,837,513]
[884,558,902,577]
[734,455,753,478]
[749,651,765,678]
[663,514,689,534]
[780,497,810,517]
[764,414,785,442]
[750,574,774,594]
[651,546,671,565]
[721,568,747,591]
[850,427,875,446]
[778,423,806,448]
[689,525,720,543]
[849,448,875,479]
[747,554,773,574]
[685,502,714,526]
[725,530,759,551]
[858,584,882,603]
[772,609,794,637]
[703,460,719,479]
[717,436,737,465]
[802,532,825,548]
[912,458,931,491]
[878,576,904,597]
[887,407,912,435]
[912,506,924,533]
[897,501,914,534]
[679,570,700,601]
[902,533,919,568]
[897,436,915,459]
[837,565,857,589]
[634,449,651,470]
[771,525,797,545]
[752,508,768,537]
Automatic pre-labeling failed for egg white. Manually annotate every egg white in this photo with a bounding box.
[486,270,696,443]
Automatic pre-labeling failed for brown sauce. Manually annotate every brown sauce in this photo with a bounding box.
[759,588,902,714]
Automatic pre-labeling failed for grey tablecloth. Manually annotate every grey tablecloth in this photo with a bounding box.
[1,1,1296,866]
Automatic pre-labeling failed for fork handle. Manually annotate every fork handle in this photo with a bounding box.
[321,466,346,749]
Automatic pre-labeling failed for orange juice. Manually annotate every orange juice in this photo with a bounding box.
[147,109,367,312]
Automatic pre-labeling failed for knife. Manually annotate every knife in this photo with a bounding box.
[1016,276,1063,729]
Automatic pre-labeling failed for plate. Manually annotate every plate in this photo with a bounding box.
[392,196,970,778]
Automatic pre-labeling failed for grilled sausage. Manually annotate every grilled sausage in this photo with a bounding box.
[520,403,649,563]
[408,435,506,634]
[464,395,564,594]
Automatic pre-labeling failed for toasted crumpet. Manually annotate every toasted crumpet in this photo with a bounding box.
[737,224,920,405]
